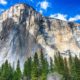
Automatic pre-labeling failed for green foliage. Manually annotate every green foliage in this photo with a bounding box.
[13,60,21,80]
[0,52,50,80]
[54,52,64,75]
[0,60,13,80]
[24,57,32,80]
[63,58,71,80]
[50,57,54,72]
[31,53,40,80]
[74,55,80,80]
[40,52,49,80]
[54,51,80,80]
[1,51,80,80]
[69,53,76,80]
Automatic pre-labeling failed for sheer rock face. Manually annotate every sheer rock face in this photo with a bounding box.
[0,3,80,67]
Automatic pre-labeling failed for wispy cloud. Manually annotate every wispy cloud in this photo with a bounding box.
[50,13,68,21]
[50,13,80,22]
[0,0,7,5]
[37,1,50,10]
[69,15,80,21]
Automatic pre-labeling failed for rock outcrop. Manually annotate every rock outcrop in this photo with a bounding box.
[0,3,80,68]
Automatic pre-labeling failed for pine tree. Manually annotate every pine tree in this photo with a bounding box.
[58,52,64,75]
[8,63,14,80]
[31,53,39,80]
[54,52,64,75]
[13,60,21,80]
[63,58,70,80]
[50,57,54,72]
[69,53,76,80]
[24,57,32,80]
[40,52,49,80]
[0,60,13,80]
[54,54,59,72]
[74,55,80,80]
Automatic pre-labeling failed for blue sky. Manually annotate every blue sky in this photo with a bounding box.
[0,0,80,23]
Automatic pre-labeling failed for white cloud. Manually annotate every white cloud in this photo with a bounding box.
[50,13,67,21]
[37,1,50,10]
[50,13,80,22]
[69,15,80,21]
[0,0,7,5]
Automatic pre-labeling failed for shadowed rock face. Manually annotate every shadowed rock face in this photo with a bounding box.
[0,3,80,68]
[0,18,37,68]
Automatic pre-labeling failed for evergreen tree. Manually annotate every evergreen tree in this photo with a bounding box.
[63,58,70,80]
[54,54,59,72]
[50,57,54,72]
[58,52,64,75]
[54,52,64,75]
[31,53,39,80]
[24,57,32,80]
[13,60,21,80]
[40,52,49,80]
[69,53,76,80]
[0,60,13,80]
[74,55,80,80]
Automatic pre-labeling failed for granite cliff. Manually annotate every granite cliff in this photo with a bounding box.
[0,3,80,67]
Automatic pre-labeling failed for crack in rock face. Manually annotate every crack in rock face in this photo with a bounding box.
[73,26,80,48]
